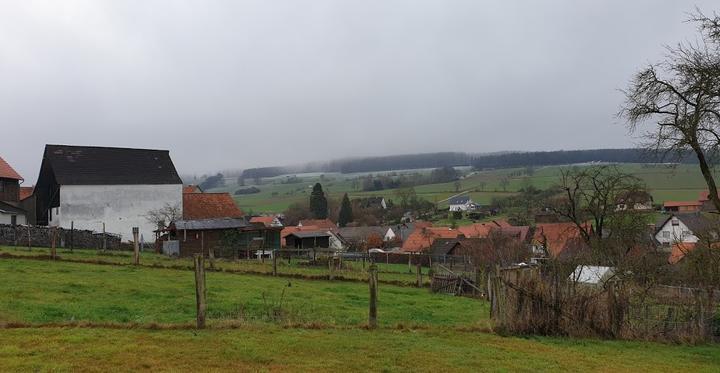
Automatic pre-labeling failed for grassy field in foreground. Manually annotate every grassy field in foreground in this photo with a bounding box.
[1,327,719,372]
[0,258,486,327]
[0,246,429,286]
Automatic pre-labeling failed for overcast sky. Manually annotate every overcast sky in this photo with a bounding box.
[1,1,716,183]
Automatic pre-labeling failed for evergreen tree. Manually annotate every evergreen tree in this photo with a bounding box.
[309,183,328,219]
[338,193,353,227]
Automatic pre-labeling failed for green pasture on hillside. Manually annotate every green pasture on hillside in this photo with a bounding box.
[218,164,720,213]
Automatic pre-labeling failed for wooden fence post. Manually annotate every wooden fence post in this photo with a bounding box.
[70,221,74,252]
[368,263,378,329]
[204,232,215,270]
[416,262,422,288]
[272,249,278,276]
[329,255,335,280]
[194,254,207,329]
[102,222,106,252]
[51,226,57,260]
[132,227,140,265]
[27,225,31,251]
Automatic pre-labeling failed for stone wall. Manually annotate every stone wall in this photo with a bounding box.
[0,224,121,250]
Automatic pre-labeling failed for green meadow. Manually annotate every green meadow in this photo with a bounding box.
[218,164,718,213]
[0,255,718,372]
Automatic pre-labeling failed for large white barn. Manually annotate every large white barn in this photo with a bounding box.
[34,145,183,241]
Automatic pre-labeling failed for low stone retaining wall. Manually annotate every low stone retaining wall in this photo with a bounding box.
[0,224,121,250]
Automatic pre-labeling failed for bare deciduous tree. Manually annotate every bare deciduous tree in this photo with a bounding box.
[499,177,510,192]
[145,203,182,230]
[548,166,646,245]
[621,9,720,211]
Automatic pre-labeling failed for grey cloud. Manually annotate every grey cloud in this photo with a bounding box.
[0,0,716,182]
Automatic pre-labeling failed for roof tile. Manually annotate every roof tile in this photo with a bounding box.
[183,193,244,220]
[0,155,22,180]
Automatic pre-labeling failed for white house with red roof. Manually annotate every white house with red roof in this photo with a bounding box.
[0,155,27,225]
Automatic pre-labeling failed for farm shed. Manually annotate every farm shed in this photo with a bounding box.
[569,265,616,287]
[169,217,281,258]
[284,231,331,249]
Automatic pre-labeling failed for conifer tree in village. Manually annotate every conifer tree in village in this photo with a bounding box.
[309,183,329,219]
[338,193,353,227]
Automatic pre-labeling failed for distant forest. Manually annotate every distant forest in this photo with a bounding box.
[237,149,696,179]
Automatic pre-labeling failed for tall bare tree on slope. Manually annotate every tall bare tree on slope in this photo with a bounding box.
[621,9,720,211]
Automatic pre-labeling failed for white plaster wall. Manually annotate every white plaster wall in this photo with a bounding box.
[50,184,182,242]
[384,228,396,241]
[0,212,26,225]
[328,232,346,251]
[655,218,698,245]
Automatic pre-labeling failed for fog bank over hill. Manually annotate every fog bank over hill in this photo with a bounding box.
[186,148,695,183]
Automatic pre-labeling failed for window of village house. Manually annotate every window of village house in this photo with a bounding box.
[662,231,670,238]
[671,219,679,226]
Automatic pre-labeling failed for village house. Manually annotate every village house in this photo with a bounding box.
[531,222,589,259]
[356,196,388,210]
[400,220,516,253]
[33,145,183,241]
[654,213,714,247]
[448,196,476,212]
[298,219,337,230]
[183,184,203,194]
[616,190,654,211]
[336,226,397,250]
[0,155,27,225]
[663,200,702,213]
[249,215,284,227]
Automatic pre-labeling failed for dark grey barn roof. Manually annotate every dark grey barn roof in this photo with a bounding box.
[286,231,331,239]
[0,201,26,215]
[43,145,182,185]
[448,196,471,205]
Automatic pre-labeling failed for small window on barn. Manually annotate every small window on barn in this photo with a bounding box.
[671,219,679,226]
[11,215,17,226]
[662,231,670,238]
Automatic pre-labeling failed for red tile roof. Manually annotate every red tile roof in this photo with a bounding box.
[669,242,696,264]
[0,155,22,180]
[250,216,276,226]
[183,185,203,194]
[532,223,589,258]
[402,227,461,253]
[664,201,702,208]
[19,186,33,200]
[299,219,336,230]
[183,193,244,220]
[401,220,516,253]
